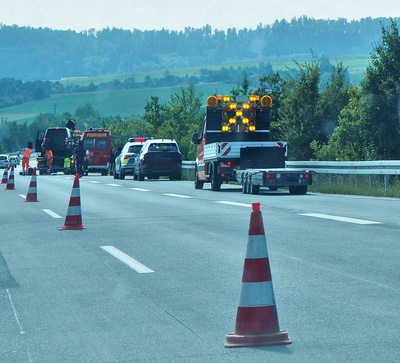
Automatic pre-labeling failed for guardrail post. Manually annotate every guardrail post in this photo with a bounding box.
[369,176,373,190]
[341,175,346,187]
[329,174,332,185]
[384,175,388,190]
[354,175,358,188]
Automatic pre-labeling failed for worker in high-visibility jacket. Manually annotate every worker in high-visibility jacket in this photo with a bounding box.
[21,147,31,175]
[45,149,53,173]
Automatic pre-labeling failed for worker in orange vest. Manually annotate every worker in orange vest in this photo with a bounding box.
[21,147,31,175]
[45,149,53,173]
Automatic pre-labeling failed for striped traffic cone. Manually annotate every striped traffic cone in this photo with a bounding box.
[225,202,291,348]
[1,165,8,184]
[25,167,39,202]
[4,166,15,190]
[59,174,86,230]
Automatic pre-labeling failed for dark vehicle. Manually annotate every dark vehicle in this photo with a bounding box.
[133,139,182,181]
[35,119,76,174]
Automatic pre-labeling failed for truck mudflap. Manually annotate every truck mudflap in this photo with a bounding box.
[240,169,313,195]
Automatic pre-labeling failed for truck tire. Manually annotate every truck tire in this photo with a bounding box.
[250,178,260,195]
[210,163,221,191]
[289,185,308,195]
[138,168,145,181]
[194,167,204,189]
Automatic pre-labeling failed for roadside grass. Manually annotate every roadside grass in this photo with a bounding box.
[309,174,400,198]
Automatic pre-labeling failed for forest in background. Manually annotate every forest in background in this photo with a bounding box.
[0,16,396,81]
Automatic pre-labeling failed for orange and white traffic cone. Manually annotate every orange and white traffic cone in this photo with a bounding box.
[59,174,86,230]
[1,165,8,184]
[25,167,39,202]
[4,166,15,190]
[225,202,291,348]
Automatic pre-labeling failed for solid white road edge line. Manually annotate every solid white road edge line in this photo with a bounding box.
[42,209,63,219]
[300,213,381,225]
[100,246,154,273]
[214,201,252,207]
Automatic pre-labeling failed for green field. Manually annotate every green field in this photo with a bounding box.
[1,55,371,124]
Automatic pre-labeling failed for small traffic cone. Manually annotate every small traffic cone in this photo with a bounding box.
[24,167,39,202]
[59,174,86,230]
[225,202,291,348]
[1,165,8,184]
[4,166,15,190]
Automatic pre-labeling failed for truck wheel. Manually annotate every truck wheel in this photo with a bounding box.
[194,168,204,189]
[210,163,221,191]
[113,169,119,179]
[250,179,260,195]
[289,186,308,195]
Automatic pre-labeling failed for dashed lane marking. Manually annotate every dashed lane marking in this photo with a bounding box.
[42,209,63,219]
[129,188,151,192]
[162,193,193,199]
[106,183,122,187]
[300,213,381,225]
[214,201,252,208]
[100,246,154,273]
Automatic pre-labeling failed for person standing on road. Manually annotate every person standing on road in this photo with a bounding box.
[20,147,31,175]
[45,149,53,173]
[74,140,87,177]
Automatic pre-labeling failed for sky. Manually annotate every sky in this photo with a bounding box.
[1,0,400,32]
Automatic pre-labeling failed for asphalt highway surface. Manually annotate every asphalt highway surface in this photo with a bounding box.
[1,167,399,362]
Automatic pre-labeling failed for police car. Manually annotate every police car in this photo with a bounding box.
[113,137,148,179]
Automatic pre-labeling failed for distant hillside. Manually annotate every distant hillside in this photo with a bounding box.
[0,17,397,81]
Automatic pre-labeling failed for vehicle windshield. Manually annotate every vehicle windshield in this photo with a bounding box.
[148,143,178,152]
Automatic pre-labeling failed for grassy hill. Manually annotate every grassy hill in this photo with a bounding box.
[1,55,370,124]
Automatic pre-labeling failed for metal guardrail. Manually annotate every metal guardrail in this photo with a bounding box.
[182,160,400,190]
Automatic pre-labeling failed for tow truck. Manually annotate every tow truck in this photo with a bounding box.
[191,94,312,194]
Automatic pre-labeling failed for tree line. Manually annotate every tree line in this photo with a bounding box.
[1,20,400,163]
[0,17,396,81]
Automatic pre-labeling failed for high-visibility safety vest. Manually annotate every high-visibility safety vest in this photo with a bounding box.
[23,148,31,159]
[64,157,71,168]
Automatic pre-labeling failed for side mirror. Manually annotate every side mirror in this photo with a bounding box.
[192,132,200,145]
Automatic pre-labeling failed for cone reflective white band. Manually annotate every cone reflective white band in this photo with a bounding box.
[65,206,82,216]
[239,281,276,307]
[245,235,269,258]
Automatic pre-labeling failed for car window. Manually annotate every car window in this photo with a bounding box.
[83,138,95,149]
[128,145,142,153]
[45,129,68,143]
[97,139,108,150]
[148,143,177,152]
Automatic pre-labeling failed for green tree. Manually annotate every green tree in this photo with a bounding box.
[359,19,400,159]
[279,59,322,160]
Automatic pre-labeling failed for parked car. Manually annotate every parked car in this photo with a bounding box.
[114,137,147,179]
[133,139,182,181]
[9,155,20,168]
[0,154,9,168]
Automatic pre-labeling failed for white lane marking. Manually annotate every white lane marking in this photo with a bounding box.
[162,193,193,199]
[100,246,154,273]
[18,194,26,199]
[43,209,63,219]
[214,201,252,208]
[130,188,151,192]
[300,213,381,225]
[6,289,25,335]
[88,180,102,183]
[106,184,122,187]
